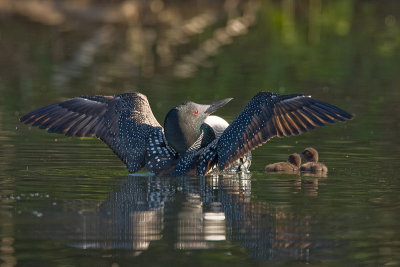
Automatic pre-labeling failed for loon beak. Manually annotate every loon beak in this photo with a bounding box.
[205,98,233,114]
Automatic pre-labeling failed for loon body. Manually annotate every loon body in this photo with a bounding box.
[20,92,352,176]
[265,153,301,173]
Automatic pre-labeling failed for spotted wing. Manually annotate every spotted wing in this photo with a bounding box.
[197,140,219,175]
[20,92,176,173]
[144,128,177,173]
[216,92,353,171]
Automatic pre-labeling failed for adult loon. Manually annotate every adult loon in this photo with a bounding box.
[20,92,352,176]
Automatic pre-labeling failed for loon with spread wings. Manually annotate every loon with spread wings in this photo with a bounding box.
[20,92,352,176]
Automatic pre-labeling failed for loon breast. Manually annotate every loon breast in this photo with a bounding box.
[203,115,229,138]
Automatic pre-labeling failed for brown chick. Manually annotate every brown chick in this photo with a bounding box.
[300,147,328,173]
[265,153,301,173]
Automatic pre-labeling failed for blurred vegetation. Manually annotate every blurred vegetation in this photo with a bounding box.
[0,0,398,109]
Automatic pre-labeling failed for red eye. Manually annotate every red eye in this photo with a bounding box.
[194,110,198,115]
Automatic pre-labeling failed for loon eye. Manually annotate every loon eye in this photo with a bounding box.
[194,110,198,115]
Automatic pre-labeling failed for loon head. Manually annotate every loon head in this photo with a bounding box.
[288,153,302,168]
[164,98,232,153]
[301,147,319,163]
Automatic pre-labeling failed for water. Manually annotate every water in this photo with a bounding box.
[1,1,400,266]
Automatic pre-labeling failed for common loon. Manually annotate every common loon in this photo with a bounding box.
[300,147,328,173]
[265,153,301,173]
[20,92,352,176]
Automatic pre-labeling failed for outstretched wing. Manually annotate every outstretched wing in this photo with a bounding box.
[20,92,176,173]
[214,92,353,172]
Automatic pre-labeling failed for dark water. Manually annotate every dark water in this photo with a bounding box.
[1,1,400,266]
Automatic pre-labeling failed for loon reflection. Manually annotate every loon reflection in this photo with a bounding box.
[60,174,334,259]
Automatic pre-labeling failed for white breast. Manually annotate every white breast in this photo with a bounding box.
[204,115,229,138]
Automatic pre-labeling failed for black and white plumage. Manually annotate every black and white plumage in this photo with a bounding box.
[21,93,174,174]
[20,92,352,176]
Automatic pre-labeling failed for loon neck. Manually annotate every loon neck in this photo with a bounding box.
[164,108,203,154]
[163,99,232,154]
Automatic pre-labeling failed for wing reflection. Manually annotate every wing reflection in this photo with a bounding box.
[61,174,332,259]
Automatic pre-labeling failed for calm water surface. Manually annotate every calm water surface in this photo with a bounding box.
[1,1,400,266]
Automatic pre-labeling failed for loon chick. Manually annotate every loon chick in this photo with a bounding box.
[265,153,301,173]
[300,147,328,173]
[20,92,352,176]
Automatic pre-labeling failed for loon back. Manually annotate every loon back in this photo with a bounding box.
[20,92,353,176]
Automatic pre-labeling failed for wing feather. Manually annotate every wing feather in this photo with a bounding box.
[20,92,176,173]
[217,92,353,171]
